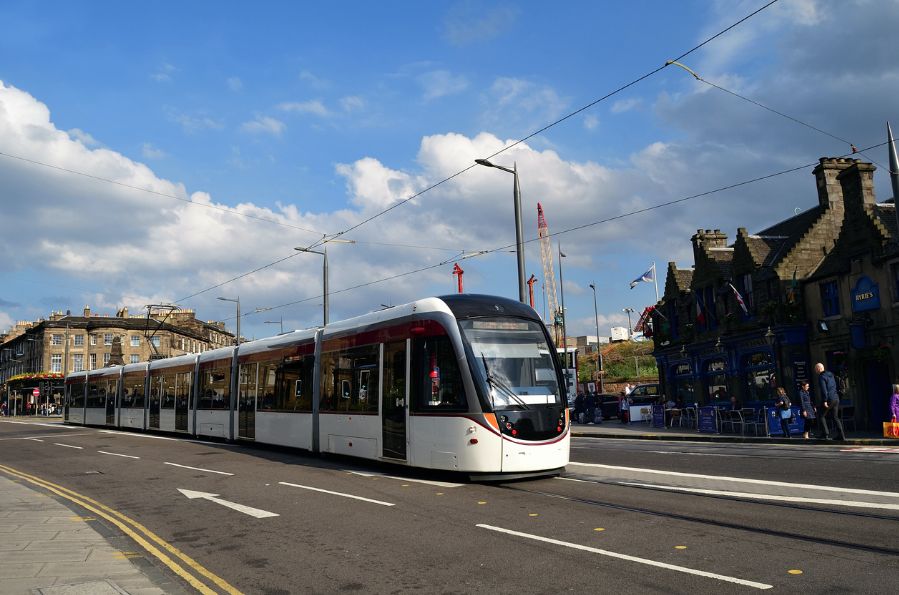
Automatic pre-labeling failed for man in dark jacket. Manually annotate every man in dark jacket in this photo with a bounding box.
[815,362,846,440]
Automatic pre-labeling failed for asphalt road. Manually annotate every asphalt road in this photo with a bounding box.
[2,419,897,594]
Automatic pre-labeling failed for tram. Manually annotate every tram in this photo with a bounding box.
[64,295,570,476]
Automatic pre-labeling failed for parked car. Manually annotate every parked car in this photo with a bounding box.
[627,383,661,406]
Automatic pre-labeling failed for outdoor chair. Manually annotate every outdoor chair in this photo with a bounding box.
[728,409,746,435]
[840,404,857,432]
[741,408,764,436]
[682,407,696,429]
[717,407,731,433]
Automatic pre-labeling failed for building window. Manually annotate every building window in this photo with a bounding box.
[74,335,84,347]
[104,333,113,346]
[820,280,840,317]
[89,353,97,370]
[131,335,140,347]
[90,334,97,346]
[891,262,899,303]
[73,353,84,372]
[103,353,111,366]
[51,354,62,372]
[130,354,140,364]
[51,334,63,346]
[150,336,160,348]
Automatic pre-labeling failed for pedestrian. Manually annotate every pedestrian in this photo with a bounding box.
[729,395,741,411]
[573,392,585,424]
[624,383,633,396]
[775,387,793,438]
[815,362,846,441]
[584,392,597,424]
[619,392,630,423]
[890,383,899,422]
[798,381,816,440]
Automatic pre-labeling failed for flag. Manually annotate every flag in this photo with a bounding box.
[695,291,706,326]
[786,269,798,304]
[629,265,654,289]
[728,283,749,316]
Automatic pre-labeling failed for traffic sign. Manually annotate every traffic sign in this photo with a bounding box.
[32,388,40,397]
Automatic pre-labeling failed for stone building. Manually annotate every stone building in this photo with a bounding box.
[651,157,898,431]
[0,306,234,412]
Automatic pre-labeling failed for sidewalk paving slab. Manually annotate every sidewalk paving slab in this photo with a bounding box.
[0,476,188,595]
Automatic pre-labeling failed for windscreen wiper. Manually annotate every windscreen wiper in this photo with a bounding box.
[481,353,530,410]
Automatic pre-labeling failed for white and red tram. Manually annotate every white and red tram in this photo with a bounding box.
[64,295,570,476]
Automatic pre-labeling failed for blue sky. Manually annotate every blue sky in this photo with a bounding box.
[2,0,898,342]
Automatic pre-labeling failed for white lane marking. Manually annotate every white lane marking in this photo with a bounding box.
[279,481,395,507]
[98,450,140,459]
[54,443,83,449]
[568,462,899,499]
[99,430,178,441]
[346,470,463,488]
[841,447,899,454]
[1,420,81,429]
[619,482,899,511]
[164,462,234,476]
[25,438,44,442]
[178,489,278,519]
[477,524,772,590]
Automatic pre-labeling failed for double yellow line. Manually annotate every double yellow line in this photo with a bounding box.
[0,464,241,595]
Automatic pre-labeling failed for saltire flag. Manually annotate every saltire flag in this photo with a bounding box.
[629,265,654,289]
[695,291,706,326]
[727,283,749,316]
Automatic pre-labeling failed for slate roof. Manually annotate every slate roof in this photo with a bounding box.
[754,206,823,268]
[874,203,897,241]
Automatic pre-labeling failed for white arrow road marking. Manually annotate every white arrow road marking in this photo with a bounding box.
[568,462,899,498]
[178,489,279,518]
[165,462,234,476]
[619,482,899,511]
[279,481,395,506]
[477,524,772,590]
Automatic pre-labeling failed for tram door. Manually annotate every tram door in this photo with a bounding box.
[149,378,161,429]
[105,379,116,425]
[382,341,407,460]
[237,363,256,440]
[175,371,190,432]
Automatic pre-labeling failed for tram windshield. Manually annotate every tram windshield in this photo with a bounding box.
[459,318,563,409]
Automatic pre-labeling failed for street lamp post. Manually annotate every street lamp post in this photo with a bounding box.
[589,283,604,392]
[557,244,569,395]
[623,307,635,340]
[295,238,355,327]
[474,158,527,303]
[217,297,241,346]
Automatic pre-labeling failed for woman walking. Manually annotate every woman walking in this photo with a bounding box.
[775,387,793,438]
[798,381,816,440]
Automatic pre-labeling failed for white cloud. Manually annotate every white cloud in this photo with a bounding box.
[227,77,243,92]
[482,77,568,131]
[277,100,330,117]
[418,70,469,101]
[150,63,176,83]
[340,96,365,112]
[141,143,166,159]
[67,128,99,146]
[167,109,224,133]
[240,115,285,136]
[299,70,330,90]
[583,114,599,131]
[610,98,642,114]
[442,4,518,46]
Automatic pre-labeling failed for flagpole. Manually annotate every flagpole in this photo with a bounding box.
[652,262,660,303]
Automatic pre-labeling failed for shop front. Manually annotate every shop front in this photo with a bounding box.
[702,357,729,406]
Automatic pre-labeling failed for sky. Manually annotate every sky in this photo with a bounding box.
[2,0,899,343]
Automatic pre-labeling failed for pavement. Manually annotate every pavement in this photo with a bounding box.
[0,474,186,595]
[570,418,895,444]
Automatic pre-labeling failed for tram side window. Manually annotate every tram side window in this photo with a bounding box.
[175,371,192,410]
[411,336,466,412]
[160,373,177,409]
[198,367,230,409]
[278,355,315,412]
[70,382,85,408]
[87,382,103,408]
[320,345,379,413]
[123,374,145,408]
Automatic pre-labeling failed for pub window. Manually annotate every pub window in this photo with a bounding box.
[820,280,840,317]
[411,336,466,412]
[891,262,899,303]
[320,344,380,413]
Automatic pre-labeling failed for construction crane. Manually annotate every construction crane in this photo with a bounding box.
[537,203,562,346]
